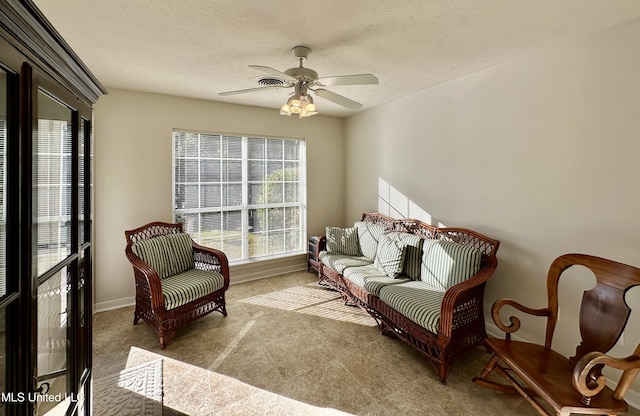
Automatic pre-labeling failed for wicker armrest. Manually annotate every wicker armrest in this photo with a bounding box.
[314,234,326,252]
[439,264,496,337]
[124,249,165,313]
[192,242,230,289]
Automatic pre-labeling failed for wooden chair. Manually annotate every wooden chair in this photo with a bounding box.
[473,253,640,416]
[125,222,230,348]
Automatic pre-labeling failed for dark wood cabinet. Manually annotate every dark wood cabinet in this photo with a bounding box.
[0,1,106,415]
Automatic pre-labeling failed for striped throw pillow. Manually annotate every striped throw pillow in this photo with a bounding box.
[354,221,387,260]
[325,227,361,256]
[164,233,195,275]
[374,232,406,278]
[420,239,482,291]
[132,236,173,279]
[132,233,195,279]
[385,232,423,279]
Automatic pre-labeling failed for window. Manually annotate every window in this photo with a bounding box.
[173,131,306,262]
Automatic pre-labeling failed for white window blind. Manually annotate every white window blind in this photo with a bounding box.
[35,91,73,276]
[173,131,306,262]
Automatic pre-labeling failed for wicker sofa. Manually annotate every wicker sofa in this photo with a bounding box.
[310,213,500,383]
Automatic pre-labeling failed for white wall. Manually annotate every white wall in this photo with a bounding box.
[93,89,345,310]
[345,18,640,403]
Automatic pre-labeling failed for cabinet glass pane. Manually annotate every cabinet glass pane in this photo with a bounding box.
[36,266,69,412]
[0,69,6,297]
[35,91,72,276]
[79,119,85,245]
[0,308,5,416]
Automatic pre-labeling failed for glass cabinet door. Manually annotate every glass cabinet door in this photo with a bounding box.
[34,89,81,415]
[0,66,8,416]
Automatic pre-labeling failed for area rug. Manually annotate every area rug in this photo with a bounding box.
[124,346,354,415]
[93,358,163,416]
[239,285,376,327]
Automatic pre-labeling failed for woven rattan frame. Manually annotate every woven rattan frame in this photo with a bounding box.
[316,213,499,383]
[124,221,230,349]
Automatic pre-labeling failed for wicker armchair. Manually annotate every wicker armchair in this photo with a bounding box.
[124,221,230,348]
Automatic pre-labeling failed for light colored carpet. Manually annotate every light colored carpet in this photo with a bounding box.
[92,271,640,415]
[93,358,163,416]
[239,285,377,327]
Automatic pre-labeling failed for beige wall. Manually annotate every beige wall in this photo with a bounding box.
[345,18,640,402]
[94,89,345,310]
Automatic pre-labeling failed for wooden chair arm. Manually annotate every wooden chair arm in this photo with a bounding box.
[573,345,640,401]
[192,242,230,290]
[491,298,550,336]
[124,248,165,313]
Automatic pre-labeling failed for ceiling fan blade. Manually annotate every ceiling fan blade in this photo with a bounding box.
[314,88,363,110]
[249,65,298,82]
[218,85,285,96]
[317,74,379,86]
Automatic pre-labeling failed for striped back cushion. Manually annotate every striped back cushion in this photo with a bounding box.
[164,233,196,275]
[420,239,482,291]
[325,227,361,256]
[386,232,424,279]
[132,233,195,279]
[373,232,406,278]
[354,221,387,260]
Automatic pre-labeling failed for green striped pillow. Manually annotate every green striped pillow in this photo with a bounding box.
[420,239,482,291]
[325,227,361,256]
[354,221,387,260]
[373,232,406,278]
[132,236,173,279]
[164,233,195,275]
[385,232,423,279]
[132,233,195,279]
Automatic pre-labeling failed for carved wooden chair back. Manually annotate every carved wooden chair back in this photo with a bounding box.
[544,253,640,366]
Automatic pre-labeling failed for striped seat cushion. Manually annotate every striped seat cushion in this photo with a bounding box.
[161,268,225,310]
[378,281,445,333]
[343,265,410,296]
[132,233,195,279]
[354,221,387,260]
[420,239,482,291]
[319,251,373,274]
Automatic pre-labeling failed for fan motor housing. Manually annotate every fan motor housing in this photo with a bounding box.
[284,67,318,83]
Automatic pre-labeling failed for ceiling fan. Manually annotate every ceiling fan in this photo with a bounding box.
[219,46,378,118]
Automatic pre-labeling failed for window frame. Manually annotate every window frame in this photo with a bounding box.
[172,130,307,264]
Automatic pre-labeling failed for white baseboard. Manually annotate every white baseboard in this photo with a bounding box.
[94,296,135,313]
[485,322,640,410]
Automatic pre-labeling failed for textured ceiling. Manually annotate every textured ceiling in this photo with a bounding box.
[34,0,640,117]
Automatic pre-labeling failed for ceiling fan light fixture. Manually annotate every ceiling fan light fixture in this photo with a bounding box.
[280,90,317,118]
[301,95,317,117]
[280,102,291,116]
